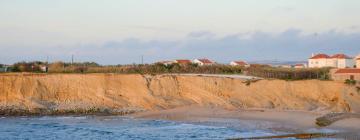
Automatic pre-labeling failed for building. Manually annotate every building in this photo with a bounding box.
[193,58,215,66]
[230,61,250,67]
[331,54,355,68]
[294,64,306,69]
[357,58,360,68]
[174,59,192,65]
[308,53,354,68]
[331,68,360,81]
[278,65,292,68]
[155,60,175,66]
[40,65,48,72]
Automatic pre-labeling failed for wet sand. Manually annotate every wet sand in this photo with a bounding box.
[132,106,360,139]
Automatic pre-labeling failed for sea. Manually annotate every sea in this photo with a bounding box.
[0,116,336,140]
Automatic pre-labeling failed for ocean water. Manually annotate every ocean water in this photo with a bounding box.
[0,116,333,140]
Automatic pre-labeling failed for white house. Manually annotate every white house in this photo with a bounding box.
[175,59,192,65]
[331,54,355,68]
[230,61,250,67]
[308,53,355,68]
[40,65,48,72]
[308,54,332,68]
[156,60,175,66]
[193,59,215,66]
[356,54,360,68]
[294,64,306,69]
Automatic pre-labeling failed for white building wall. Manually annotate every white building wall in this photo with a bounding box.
[309,59,329,68]
[345,59,355,68]
[193,59,204,66]
[329,59,337,67]
[357,59,360,68]
[309,58,355,68]
[230,61,238,66]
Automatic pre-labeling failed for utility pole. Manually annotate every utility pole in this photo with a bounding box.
[141,55,144,65]
[71,55,74,65]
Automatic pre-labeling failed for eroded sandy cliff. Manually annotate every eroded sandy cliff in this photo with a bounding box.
[0,73,359,115]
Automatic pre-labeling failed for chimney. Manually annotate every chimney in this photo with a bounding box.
[311,53,315,57]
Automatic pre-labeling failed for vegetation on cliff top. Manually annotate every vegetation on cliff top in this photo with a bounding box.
[1,61,330,80]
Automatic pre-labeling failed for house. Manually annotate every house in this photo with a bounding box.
[278,65,292,68]
[230,61,250,67]
[174,59,192,65]
[193,58,215,66]
[155,60,175,66]
[331,68,360,81]
[40,65,48,72]
[294,64,306,69]
[331,54,355,68]
[308,53,355,68]
[357,58,360,68]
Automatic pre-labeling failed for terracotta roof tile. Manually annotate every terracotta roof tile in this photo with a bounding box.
[233,61,248,65]
[330,54,352,59]
[175,59,192,64]
[335,69,360,74]
[309,54,330,59]
[197,59,213,64]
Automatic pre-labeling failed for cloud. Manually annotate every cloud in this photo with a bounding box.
[187,31,216,38]
[0,29,359,65]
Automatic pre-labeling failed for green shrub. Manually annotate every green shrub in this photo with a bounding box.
[345,79,356,85]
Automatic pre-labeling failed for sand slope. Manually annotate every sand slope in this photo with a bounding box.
[0,73,359,113]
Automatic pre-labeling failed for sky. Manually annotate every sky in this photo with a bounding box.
[0,0,360,64]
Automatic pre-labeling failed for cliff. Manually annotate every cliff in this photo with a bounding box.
[0,73,359,115]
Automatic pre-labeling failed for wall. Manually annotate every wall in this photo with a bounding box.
[332,73,360,81]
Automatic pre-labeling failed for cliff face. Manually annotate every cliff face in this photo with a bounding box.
[0,73,359,114]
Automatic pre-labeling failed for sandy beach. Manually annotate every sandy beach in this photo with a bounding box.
[132,106,360,139]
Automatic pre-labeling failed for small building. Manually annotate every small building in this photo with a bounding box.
[193,58,215,66]
[331,68,360,81]
[294,64,306,69]
[230,61,250,67]
[155,60,175,66]
[308,53,354,68]
[174,59,192,65]
[40,65,48,72]
[357,58,360,68]
[278,65,292,68]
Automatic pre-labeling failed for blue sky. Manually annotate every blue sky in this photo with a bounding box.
[0,0,360,64]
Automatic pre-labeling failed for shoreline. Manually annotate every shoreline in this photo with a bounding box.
[131,106,360,139]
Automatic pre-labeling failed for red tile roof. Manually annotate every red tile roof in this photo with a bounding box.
[309,54,330,59]
[175,59,192,64]
[233,61,248,65]
[335,69,360,74]
[330,54,352,59]
[197,59,213,64]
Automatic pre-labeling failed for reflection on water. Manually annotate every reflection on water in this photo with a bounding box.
[0,116,278,140]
